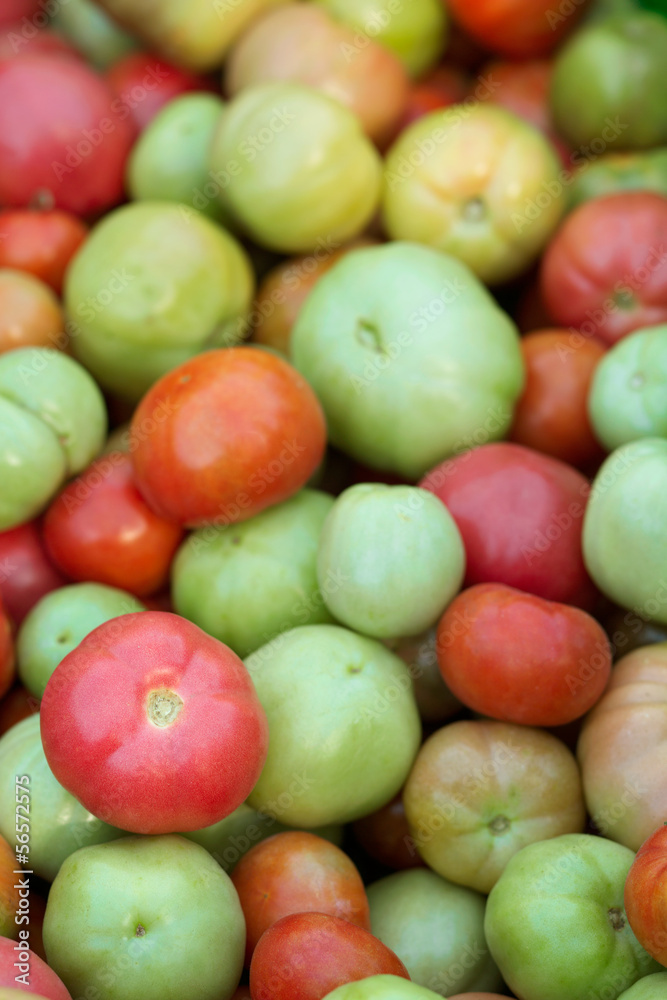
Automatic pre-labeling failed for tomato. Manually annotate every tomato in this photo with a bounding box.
[399,66,469,129]
[0,833,19,940]
[248,912,410,1000]
[231,831,370,965]
[40,610,269,835]
[43,452,184,598]
[130,347,327,528]
[0,936,72,1000]
[540,191,667,346]
[0,685,37,737]
[436,583,611,727]
[0,54,134,215]
[352,792,425,871]
[0,597,14,702]
[0,1,40,26]
[0,210,87,295]
[0,269,64,355]
[568,149,667,212]
[444,0,589,56]
[105,50,213,131]
[0,521,67,628]
[419,442,596,609]
[509,328,606,471]
[0,25,79,62]
[625,823,667,965]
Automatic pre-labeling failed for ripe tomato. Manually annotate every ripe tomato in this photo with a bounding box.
[0,210,87,294]
[0,596,14,701]
[130,347,327,528]
[0,936,72,1000]
[0,25,79,62]
[105,51,213,131]
[0,832,20,940]
[0,268,64,355]
[43,452,184,598]
[420,442,596,609]
[625,823,667,965]
[509,329,606,472]
[436,583,611,726]
[40,611,269,835]
[0,521,67,628]
[445,0,588,57]
[0,0,40,25]
[541,191,667,346]
[231,831,370,964]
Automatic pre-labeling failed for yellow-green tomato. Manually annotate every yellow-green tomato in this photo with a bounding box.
[317,484,465,639]
[209,82,382,253]
[617,972,667,1000]
[382,103,566,285]
[322,978,443,1000]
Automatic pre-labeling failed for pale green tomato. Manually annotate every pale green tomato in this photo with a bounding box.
[43,835,245,1000]
[368,869,502,996]
[172,489,335,658]
[618,972,667,999]
[0,396,65,532]
[65,201,254,400]
[245,624,421,826]
[582,439,667,624]
[52,0,138,69]
[317,484,465,639]
[0,715,124,882]
[291,241,524,479]
[485,834,660,1000]
[316,0,447,77]
[588,325,667,451]
[17,584,145,700]
[209,82,382,253]
[127,94,227,221]
[322,977,443,1000]
[382,103,565,285]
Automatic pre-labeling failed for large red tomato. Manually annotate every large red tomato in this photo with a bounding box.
[625,824,667,965]
[419,442,596,609]
[130,347,327,528]
[105,51,213,132]
[0,521,66,628]
[0,1,40,26]
[436,583,612,727]
[0,54,134,215]
[0,936,71,1000]
[0,209,87,294]
[541,192,667,346]
[444,0,589,57]
[43,452,184,598]
[39,611,269,834]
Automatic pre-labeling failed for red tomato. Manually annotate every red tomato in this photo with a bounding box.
[0,597,15,701]
[0,521,66,628]
[400,66,469,129]
[541,192,667,346]
[625,823,667,965]
[0,935,71,1000]
[419,442,596,609]
[509,329,606,472]
[445,0,588,57]
[249,912,410,1000]
[0,209,87,294]
[352,792,425,871]
[0,54,134,216]
[43,452,184,599]
[105,51,214,132]
[0,25,80,62]
[437,583,612,727]
[232,832,371,965]
[130,347,327,528]
[0,1,40,26]
[40,611,269,835]
[0,684,38,737]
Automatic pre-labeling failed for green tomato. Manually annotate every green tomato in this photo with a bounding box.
[127,94,227,221]
[43,835,245,1000]
[485,834,660,1000]
[316,0,447,77]
[368,869,502,995]
[317,484,465,639]
[588,325,667,451]
[322,977,443,1000]
[172,489,335,658]
[568,149,667,210]
[618,972,667,999]
[209,81,382,253]
[582,438,667,623]
[17,583,145,700]
[65,201,254,400]
[551,14,667,150]
[0,715,123,882]
[0,396,65,532]
[291,241,524,479]
[245,624,421,826]
[51,0,138,70]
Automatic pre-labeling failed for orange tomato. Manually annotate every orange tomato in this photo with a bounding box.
[446,0,589,58]
[0,210,87,295]
[0,269,65,355]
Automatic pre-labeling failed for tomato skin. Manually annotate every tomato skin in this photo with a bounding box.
[436,583,611,727]
[399,66,469,129]
[130,347,327,528]
[419,442,596,609]
[0,935,72,1000]
[0,268,64,355]
[509,329,606,472]
[0,521,66,628]
[249,912,410,1000]
[0,210,87,294]
[105,51,213,131]
[0,25,80,62]
[445,0,588,57]
[43,452,184,598]
[540,191,667,346]
[0,0,40,25]
[0,597,14,702]
[624,824,667,965]
[40,610,269,835]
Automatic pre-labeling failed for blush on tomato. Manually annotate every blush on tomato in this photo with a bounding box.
[0,209,87,294]
[0,268,65,355]
[625,823,667,965]
[0,521,67,629]
[445,0,588,57]
[105,51,214,132]
[39,611,269,835]
[130,347,327,528]
[436,583,611,727]
[0,935,72,1000]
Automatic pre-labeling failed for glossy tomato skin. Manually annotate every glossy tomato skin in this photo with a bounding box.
[445,0,588,56]
[130,347,327,528]
[39,611,269,835]
[43,452,184,598]
[0,54,134,215]
[420,442,596,609]
[0,210,87,294]
[541,191,667,346]
[436,583,611,727]
[625,824,667,965]
[106,51,213,131]
[0,521,66,628]
[249,912,410,1000]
